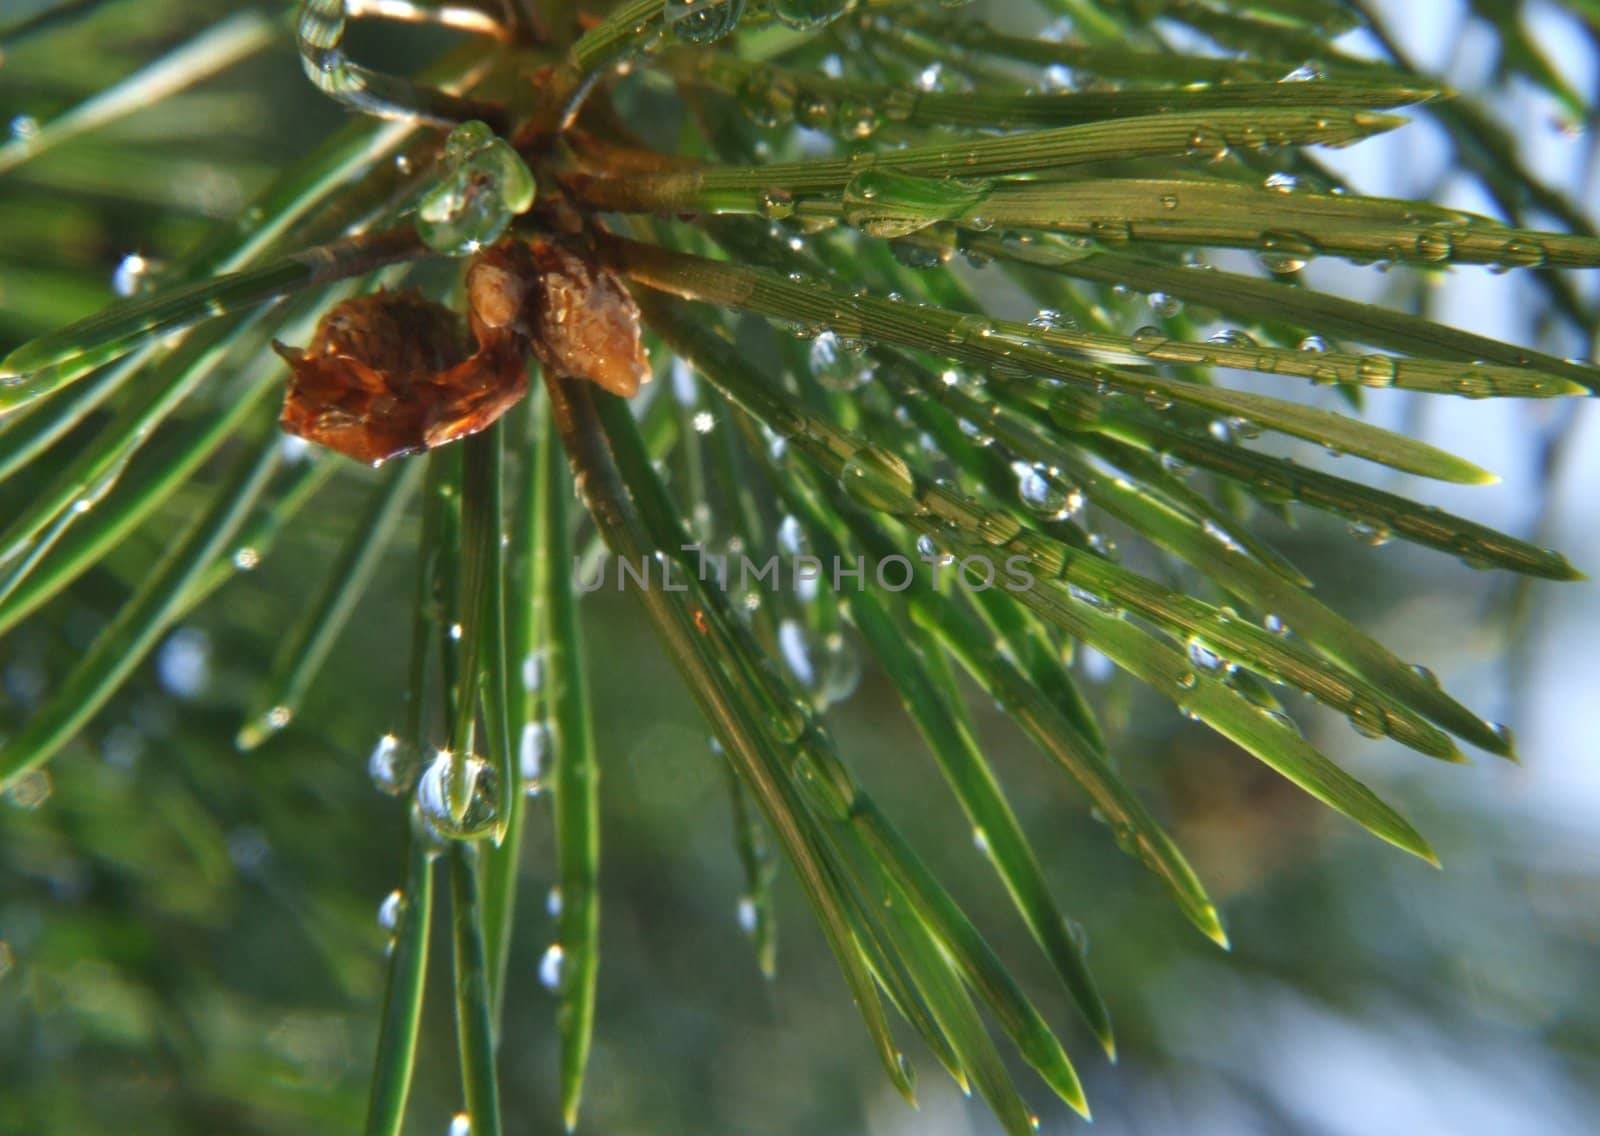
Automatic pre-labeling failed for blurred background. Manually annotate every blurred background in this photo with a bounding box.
[1,1,1598,1133]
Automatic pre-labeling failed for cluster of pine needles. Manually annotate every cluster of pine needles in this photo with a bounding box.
[0,0,1596,1133]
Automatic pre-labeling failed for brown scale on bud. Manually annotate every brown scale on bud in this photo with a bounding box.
[530,236,651,398]
[276,235,648,462]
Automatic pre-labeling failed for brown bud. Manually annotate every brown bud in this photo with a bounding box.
[524,237,651,399]
[276,290,527,464]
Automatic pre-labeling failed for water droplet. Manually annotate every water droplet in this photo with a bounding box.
[1262,708,1302,735]
[1143,388,1173,411]
[448,1113,471,1136]
[1298,335,1329,353]
[1413,230,1454,263]
[664,0,744,44]
[1201,519,1244,552]
[519,721,551,794]
[758,186,795,220]
[416,750,503,841]
[1015,462,1081,520]
[1148,291,1182,318]
[1347,701,1387,739]
[1348,520,1392,547]
[737,896,758,934]
[521,652,546,694]
[112,253,156,297]
[778,622,861,709]
[239,704,293,749]
[1452,370,1494,399]
[1257,230,1317,274]
[415,121,536,256]
[157,627,211,699]
[1495,238,1547,270]
[1068,584,1119,613]
[546,886,563,916]
[1186,124,1231,162]
[808,330,871,391]
[1131,325,1168,353]
[1408,663,1440,688]
[369,733,418,796]
[917,533,952,564]
[692,410,716,434]
[3,768,52,810]
[815,632,862,707]
[1354,355,1397,388]
[1264,614,1289,636]
[738,70,796,128]
[1209,328,1258,349]
[378,889,404,931]
[1186,637,1224,673]
[770,0,847,30]
[539,943,567,991]
[232,546,261,570]
[839,448,919,514]
[833,95,881,139]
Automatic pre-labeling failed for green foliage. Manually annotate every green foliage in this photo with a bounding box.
[0,1,1594,1134]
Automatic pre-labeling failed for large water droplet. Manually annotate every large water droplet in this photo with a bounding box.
[1347,701,1387,739]
[664,0,744,44]
[770,0,848,30]
[416,750,503,840]
[416,121,535,255]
